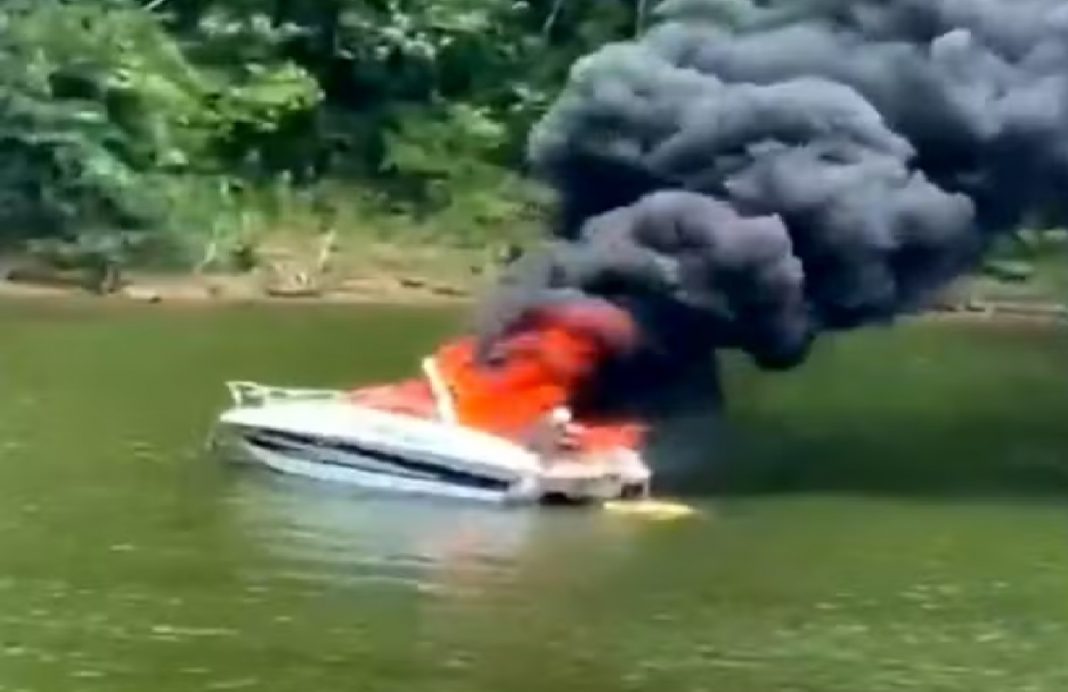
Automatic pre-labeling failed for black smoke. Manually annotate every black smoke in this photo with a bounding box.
[480,0,1068,419]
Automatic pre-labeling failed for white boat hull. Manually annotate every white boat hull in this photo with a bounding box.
[228,435,530,504]
[212,382,650,505]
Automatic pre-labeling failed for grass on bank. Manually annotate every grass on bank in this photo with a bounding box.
[5,175,1068,307]
[970,229,1068,305]
[1,171,546,297]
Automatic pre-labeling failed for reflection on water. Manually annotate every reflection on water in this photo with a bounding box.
[226,471,655,597]
[2,301,1068,691]
[229,474,541,591]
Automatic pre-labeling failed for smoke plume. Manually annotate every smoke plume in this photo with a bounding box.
[481,0,1068,419]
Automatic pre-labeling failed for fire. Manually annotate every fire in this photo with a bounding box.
[348,301,647,453]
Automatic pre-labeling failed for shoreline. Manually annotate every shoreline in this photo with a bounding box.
[914,302,1068,325]
[0,237,508,307]
[1,273,1065,325]
[0,268,480,307]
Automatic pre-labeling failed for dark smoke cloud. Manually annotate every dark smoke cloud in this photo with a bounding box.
[481,0,1066,411]
[482,191,812,368]
[644,0,1068,230]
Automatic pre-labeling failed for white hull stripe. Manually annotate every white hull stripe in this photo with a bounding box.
[244,432,514,492]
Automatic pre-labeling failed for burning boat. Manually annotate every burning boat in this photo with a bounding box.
[211,302,653,505]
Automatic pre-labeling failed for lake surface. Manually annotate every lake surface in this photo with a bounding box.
[2,299,1068,691]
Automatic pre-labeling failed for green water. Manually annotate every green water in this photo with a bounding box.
[2,300,1068,692]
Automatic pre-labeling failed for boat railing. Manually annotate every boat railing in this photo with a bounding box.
[420,357,459,424]
[225,381,343,408]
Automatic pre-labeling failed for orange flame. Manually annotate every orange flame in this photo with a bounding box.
[348,301,647,452]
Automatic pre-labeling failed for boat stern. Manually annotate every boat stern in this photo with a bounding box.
[538,448,651,503]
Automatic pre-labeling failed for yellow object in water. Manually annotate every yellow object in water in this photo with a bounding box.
[603,499,697,520]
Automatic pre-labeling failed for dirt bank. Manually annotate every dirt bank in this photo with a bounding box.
[2,249,1065,327]
[0,271,478,306]
[0,239,501,306]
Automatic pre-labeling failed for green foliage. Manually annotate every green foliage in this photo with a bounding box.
[379,103,550,244]
[0,0,643,265]
[0,0,319,249]
[0,0,158,239]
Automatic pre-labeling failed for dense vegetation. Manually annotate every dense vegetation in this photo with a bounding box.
[0,0,645,270]
[1,0,1064,297]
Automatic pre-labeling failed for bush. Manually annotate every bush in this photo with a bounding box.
[0,0,642,264]
[0,0,319,252]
